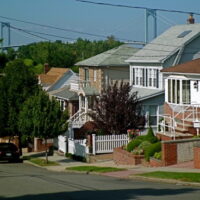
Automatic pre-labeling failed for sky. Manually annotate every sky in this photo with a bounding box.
[1,0,200,46]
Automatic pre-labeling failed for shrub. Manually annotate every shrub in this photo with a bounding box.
[154,152,162,160]
[144,142,161,161]
[136,135,147,141]
[138,141,151,151]
[145,127,158,143]
[126,139,142,152]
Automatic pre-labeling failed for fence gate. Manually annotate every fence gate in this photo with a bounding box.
[58,135,67,153]
[68,138,89,158]
[92,134,129,155]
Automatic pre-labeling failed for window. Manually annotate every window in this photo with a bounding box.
[132,67,160,89]
[142,105,158,127]
[84,68,89,81]
[182,80,190,104]
[177,30,192,38]
[94,69,97,82]
[167,78,190,104]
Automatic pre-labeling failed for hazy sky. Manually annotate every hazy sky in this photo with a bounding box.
[1,0,200,46]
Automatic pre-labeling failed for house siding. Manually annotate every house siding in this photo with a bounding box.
[180,36,200,63]
[79,66,129,93]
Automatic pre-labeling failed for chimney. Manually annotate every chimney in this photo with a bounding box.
[187,13,195,24]
[44,63,50,74]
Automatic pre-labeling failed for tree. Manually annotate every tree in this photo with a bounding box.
[0,59,39,153]
[90,82,145,135]
[18,90,69,162]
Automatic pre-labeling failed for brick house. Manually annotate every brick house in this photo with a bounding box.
[158,58,200,140]
[126,22,200,131]
[68,44,139,137]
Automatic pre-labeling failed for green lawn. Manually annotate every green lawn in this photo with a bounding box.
[66,166,125,173]
[139,171,200,182]
[24,156,59,166]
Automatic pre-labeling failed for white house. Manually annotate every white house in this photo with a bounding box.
[126,22,200,130]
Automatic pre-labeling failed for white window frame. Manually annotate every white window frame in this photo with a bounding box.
[131,66,161,89]
[166,76,191,105]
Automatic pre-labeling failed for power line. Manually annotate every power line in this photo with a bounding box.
[71,0,200,16]
[0,15,130,42]
[10,25,76,41]
[10,26,50,41]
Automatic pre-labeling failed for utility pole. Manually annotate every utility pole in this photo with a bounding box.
[145,9,157,43]
[1,22,11,49]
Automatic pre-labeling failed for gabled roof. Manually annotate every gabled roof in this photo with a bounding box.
[38,67,69,86]
[75,44,139,67]
[126,23,200,64]
[48,86,78,101]
[161,58,200,74]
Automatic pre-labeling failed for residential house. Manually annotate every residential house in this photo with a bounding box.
[158,58,200,140]
[38,65,79,117]
[38,67,69,91]
[126,22,200,131]
[68,44,139,137]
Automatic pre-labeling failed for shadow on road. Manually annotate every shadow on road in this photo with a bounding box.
[0,187,198,200]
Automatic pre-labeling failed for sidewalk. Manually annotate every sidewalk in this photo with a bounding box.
[23,151,200,181]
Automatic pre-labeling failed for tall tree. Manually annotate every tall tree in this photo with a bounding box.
[90,82,145,135]
[18,90,68,162]
[0,59,39,153]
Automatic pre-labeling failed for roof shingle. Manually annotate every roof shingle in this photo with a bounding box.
[161,58,200,74]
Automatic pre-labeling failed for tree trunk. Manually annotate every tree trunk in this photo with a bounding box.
[45,139,48,163]
[18,133,22,156]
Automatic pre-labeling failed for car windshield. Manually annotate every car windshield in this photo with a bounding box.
[0,144,18,151]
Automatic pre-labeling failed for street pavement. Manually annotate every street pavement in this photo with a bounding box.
[0,162,200,200]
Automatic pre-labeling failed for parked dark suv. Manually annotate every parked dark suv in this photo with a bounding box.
[0,143,20,162]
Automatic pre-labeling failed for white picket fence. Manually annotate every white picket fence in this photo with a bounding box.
[58,135,68,153]
[68,138,89,158]
[57,134,129,157]
[92,134,129,155]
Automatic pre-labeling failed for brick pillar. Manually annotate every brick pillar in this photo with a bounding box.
[162,142,177,166]
[194,146,200,169]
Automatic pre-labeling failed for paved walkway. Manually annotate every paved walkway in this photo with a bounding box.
[23,151,200,179]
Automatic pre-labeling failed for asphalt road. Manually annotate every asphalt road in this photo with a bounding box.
[0,162,200,200]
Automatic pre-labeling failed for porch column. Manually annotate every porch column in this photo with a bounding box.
[180,80,183,104]
[79,95,82,111]
[85,96,88,112]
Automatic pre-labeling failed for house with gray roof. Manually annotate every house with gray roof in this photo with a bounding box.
[126,23,200,131]
[68,44,139,135]
[48,86,79,117]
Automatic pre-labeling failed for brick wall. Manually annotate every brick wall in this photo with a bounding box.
[34,138,53,152]
[113,147,144,165]
[162,142,177,166]
[150,157,164,167]
[162,138,200,166]
[79,67,102,92]
[194,146,200,169]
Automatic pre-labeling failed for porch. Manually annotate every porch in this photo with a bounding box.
[157,103,200,140]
